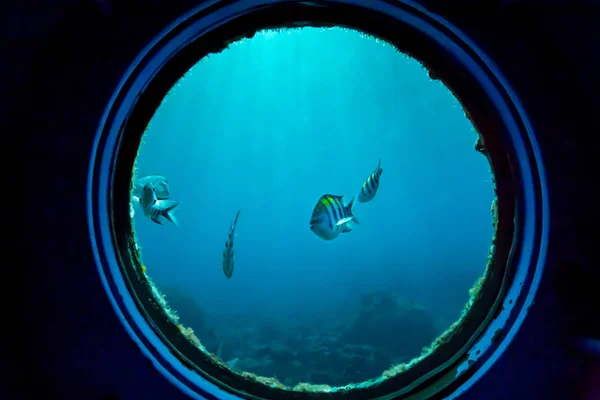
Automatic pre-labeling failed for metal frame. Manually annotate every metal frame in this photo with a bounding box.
[87,1,549,398]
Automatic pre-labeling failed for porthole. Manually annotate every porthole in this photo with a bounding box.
[88,1,547,399]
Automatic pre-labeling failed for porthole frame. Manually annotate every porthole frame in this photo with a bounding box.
[87,1,548,399]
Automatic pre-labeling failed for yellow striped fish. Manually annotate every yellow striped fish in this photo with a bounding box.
[310,194,359,241]
[358,158,383,203]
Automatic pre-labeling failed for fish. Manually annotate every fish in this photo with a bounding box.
[358,158,383,203]
[133,175,170,200]
[310,194,359,240]
[222,209,241,278]
[138,182,180,226]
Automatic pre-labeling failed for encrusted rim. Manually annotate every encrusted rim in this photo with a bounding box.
[87,1,547,399]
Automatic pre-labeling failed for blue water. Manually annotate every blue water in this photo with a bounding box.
[133,27,494,384]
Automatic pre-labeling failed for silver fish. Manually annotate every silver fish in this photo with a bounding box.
[358,158,383,203]
[222,209,241,278]
[310,194,359,241]
[133,175,170,200]
[139,182,179,226]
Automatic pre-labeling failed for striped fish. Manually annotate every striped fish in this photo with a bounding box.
[358,158,383,203]
[139,182,179,226]
[310,194,359,241]
[222,209,241,278]
[133,175,170,200]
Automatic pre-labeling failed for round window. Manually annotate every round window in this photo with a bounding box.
[88,1,546,399]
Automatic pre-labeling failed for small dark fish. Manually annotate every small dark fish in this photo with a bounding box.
[139,183,179,226]
[223,209,241,278]
[133,175,170,200]
[358,159,383,203]
[310,194,359,241]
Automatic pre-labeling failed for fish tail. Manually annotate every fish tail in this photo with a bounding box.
[229,209,241,236]
[233,209,241,227]
[376,158,383,177]
[347,196,360,224]
[161,201,180,226]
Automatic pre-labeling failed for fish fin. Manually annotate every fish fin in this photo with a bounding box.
[346,195,357,213]
[347,196,355,209]
[231,209,241,229]
[322,194,344,201]
[347,195,360,224]
[161,201,180,226]
[377,158,382,170]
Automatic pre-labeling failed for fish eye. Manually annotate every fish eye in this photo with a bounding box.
[89,1,547,399]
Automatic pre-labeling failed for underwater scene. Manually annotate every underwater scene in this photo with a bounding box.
[131,27,495,389]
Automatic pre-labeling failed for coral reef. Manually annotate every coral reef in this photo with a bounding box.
[201,291,437,387]
[341,291,437,359]
[159,286,220,354]
[137,265,489,392]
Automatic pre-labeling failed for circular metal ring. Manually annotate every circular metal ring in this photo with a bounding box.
[88,1,548,398]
